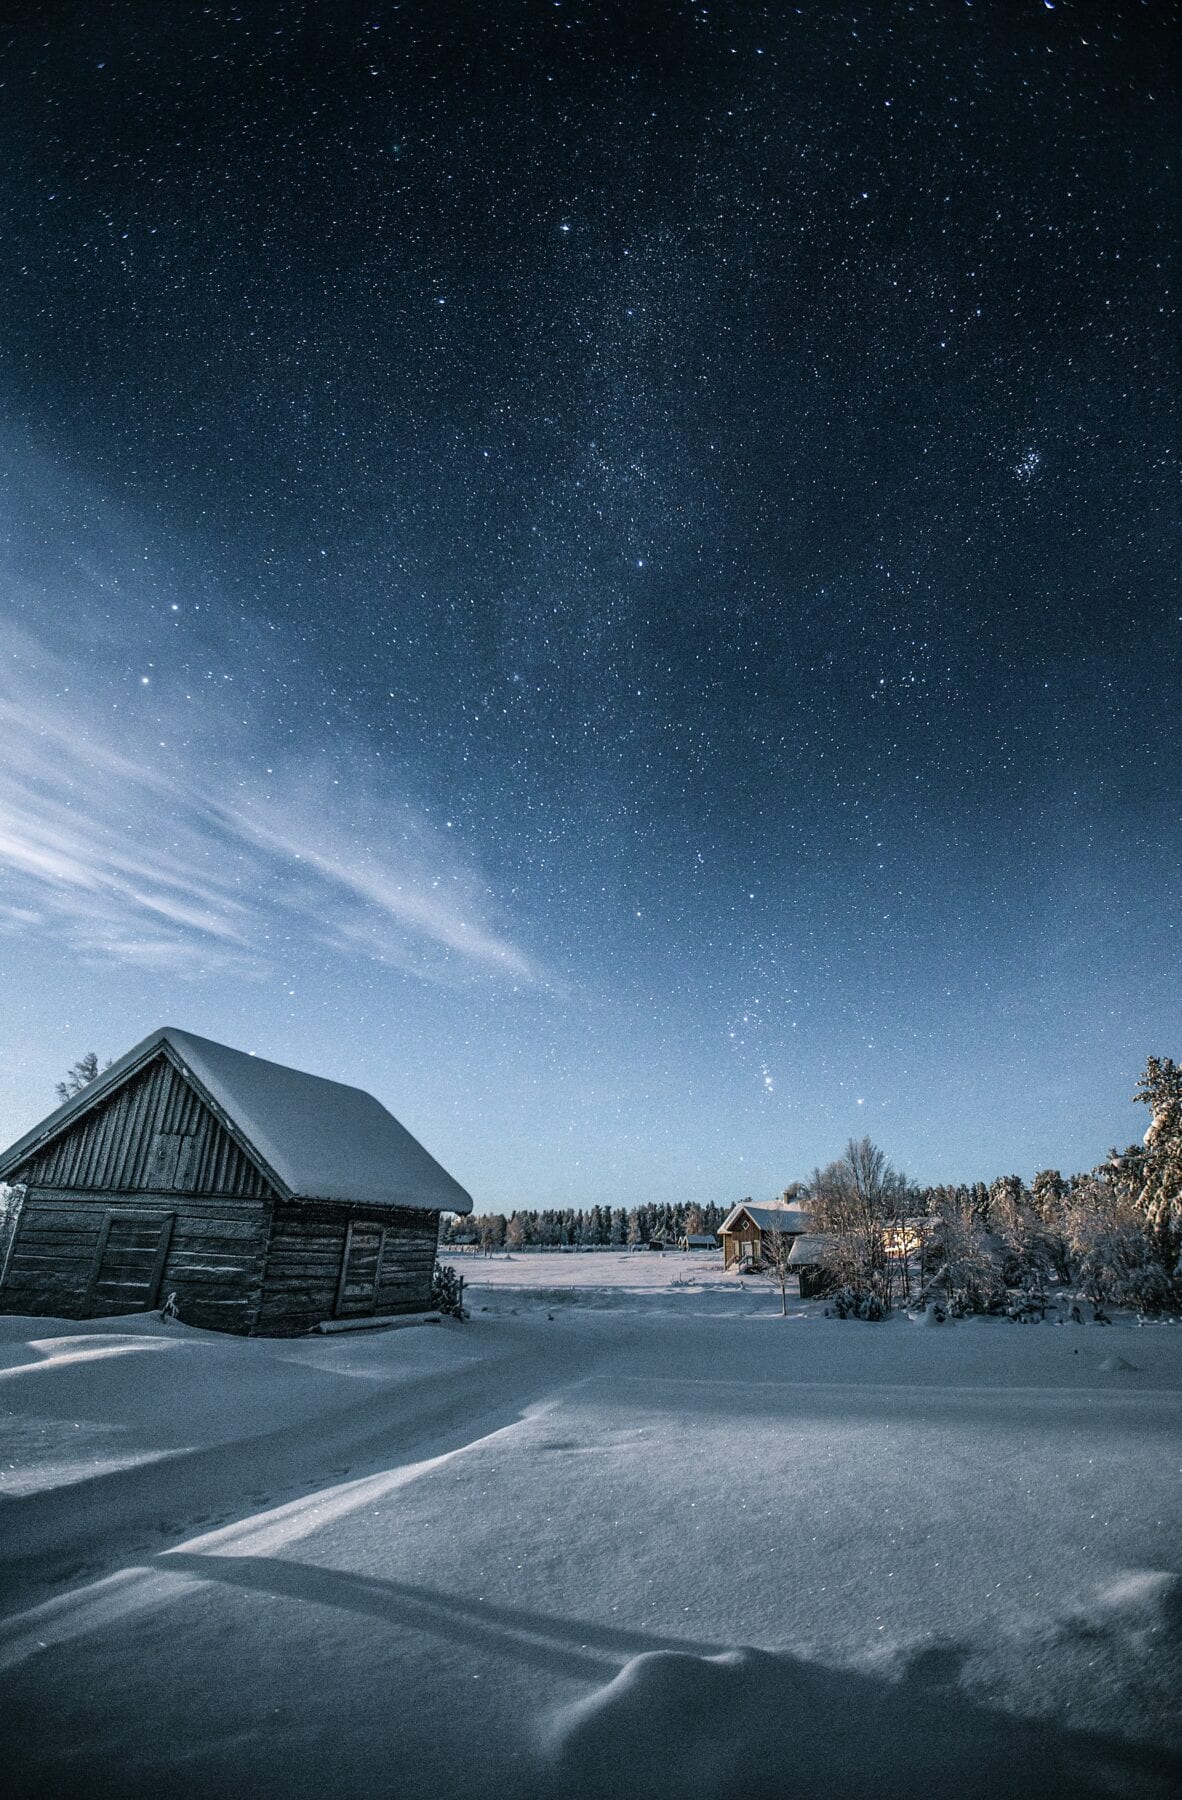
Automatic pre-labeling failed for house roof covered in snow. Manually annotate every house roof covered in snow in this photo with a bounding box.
[0,1026,473,1215]
[718,1201,812,1237]
[787,1234,832,1266]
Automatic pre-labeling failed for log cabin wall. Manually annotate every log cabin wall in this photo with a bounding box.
[0,1052,275,1333]
[1,1187,272,1332]
[257,1201,441,1336]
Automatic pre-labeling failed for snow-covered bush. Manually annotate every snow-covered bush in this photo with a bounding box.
[430,1261,466,1319]
[824,1285,887,1322]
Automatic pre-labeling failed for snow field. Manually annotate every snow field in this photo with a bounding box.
[0,1273,1179,1798]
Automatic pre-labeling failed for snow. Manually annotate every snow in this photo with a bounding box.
[1,1252,1179,1798]
[0,1026,473,1213]
[787,1232,830,1264]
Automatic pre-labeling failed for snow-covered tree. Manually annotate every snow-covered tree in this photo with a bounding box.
[1132,1055,1182,1263]
[988,1174,1064,1300]
[1031,1168,1068,1219]
[1064,1174,1173,1314]
[924,1193,1004,1315]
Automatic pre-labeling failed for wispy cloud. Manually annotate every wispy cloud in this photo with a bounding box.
[0,623,540,987]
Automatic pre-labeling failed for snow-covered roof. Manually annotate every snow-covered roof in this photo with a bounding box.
[0,1026,473,1215]
[719,1201,812,1237]
[787,1234,832,1265]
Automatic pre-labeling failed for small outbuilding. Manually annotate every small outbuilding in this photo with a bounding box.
[787,1233,834,1299]
[0,1026,472,1336]
[679,1233,718,1251]
[718,1200,812,1271]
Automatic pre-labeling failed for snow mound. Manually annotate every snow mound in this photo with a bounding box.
[1097,1354,1140,1373]
[543,1641,1168,1798]
[918,1570,1182,1781]
[545,1648,777,1798]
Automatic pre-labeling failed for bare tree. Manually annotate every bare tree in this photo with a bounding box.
[55,1052,110,1103]
[760,1223,796,1316]
[808,1138,913,1310]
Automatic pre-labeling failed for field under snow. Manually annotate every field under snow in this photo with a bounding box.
[1,1250,1180,1799]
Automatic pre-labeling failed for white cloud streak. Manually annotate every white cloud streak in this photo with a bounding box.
[0,629,540,987]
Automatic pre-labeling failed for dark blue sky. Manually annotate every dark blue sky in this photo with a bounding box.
[0,1,1178,1207]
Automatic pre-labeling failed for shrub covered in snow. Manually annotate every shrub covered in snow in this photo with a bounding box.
[430,1261,466,1319]
[824,1285,887,1321]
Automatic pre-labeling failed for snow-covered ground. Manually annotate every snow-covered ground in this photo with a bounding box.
[1,1255,1180,1798]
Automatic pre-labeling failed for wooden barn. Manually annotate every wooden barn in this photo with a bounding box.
[718,1199,812,1271]
[0,1027,472,1336]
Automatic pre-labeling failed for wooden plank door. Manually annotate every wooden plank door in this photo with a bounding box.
[85,1212,175,1316]
[334,1221,386,1318]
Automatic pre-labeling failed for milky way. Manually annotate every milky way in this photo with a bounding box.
[0,3,1177,1205]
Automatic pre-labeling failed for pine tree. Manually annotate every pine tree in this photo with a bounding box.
[1031,1169,1068,1220]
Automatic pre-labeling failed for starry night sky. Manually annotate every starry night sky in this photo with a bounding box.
[0,1,1178,1208]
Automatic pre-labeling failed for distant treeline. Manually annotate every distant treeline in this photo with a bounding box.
[442,1199,733,1251]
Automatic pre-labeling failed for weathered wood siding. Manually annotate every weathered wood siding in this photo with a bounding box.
[0,1188,272,1332]
[19,1052,270,1199]
[257,1201,440,1335]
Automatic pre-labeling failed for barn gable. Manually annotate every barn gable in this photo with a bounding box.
[10,1049,275,1200]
